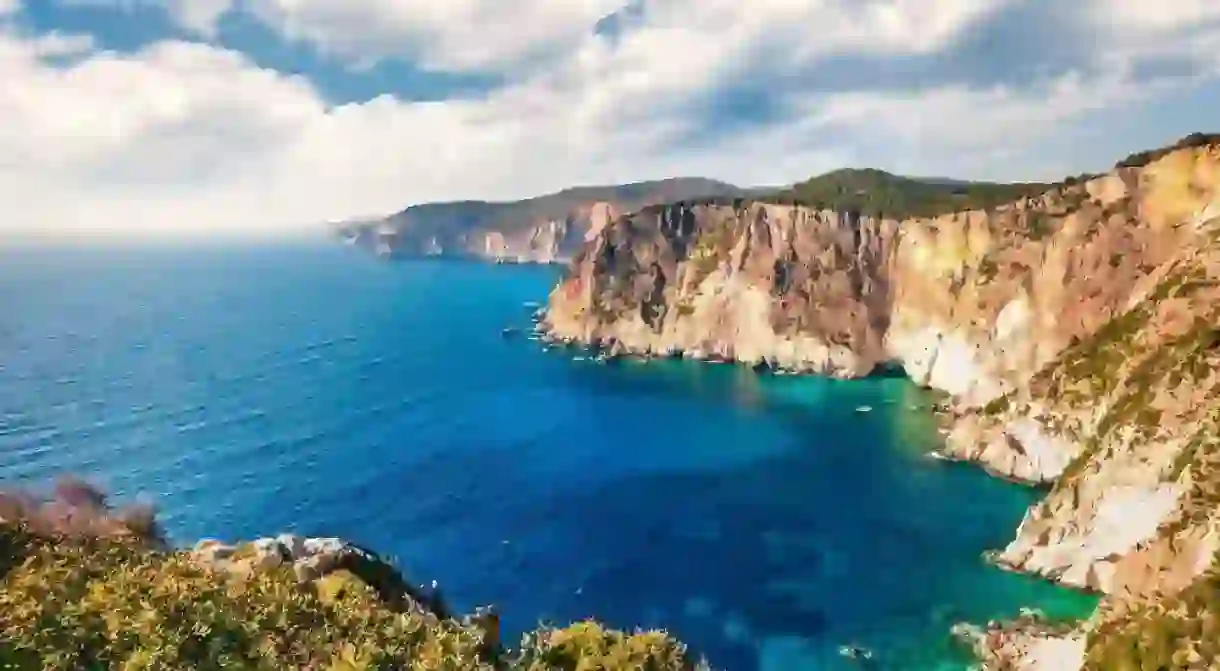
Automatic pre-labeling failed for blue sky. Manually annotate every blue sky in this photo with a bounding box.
[1,0,1218,236]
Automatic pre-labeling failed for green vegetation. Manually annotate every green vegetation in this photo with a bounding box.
[1033,262,1211,408]
[515,622,699,671]
[976,257,1001,283]
[687,219,737,282]
[1084,559,1220,670]
[980,393,1011,417]
[1025,211,1057,241]
[765,168,1053,219]
[0,479,704,671]
[1030,263,1218,488]
[1032,304,1152,410]
[1114,132,1220,170]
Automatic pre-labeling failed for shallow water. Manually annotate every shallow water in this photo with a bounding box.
[0,240,1096,670]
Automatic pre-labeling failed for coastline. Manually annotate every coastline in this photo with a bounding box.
[531,305,1101,668]
[530,139,1220,669]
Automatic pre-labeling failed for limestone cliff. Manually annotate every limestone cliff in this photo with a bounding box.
[545,203,900,373]
[543,133,1220,670]
[336,178,743,264]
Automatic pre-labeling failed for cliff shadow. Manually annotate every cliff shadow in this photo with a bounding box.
[865,359,908,380]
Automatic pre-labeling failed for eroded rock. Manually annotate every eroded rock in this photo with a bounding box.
[543,137,1220,670]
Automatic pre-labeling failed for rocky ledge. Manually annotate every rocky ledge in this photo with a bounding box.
[951,610,1085,670]
[0,476,705,670]
[542,133,1220,669]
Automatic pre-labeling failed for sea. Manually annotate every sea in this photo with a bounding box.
[0,239,1097,670]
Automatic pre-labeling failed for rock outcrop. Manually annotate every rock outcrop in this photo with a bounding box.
[542,133,1220,669]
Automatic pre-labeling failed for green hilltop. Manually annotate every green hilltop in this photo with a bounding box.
[765,167,1057,218]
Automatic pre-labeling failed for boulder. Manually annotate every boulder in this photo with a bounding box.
[191,538,238,567]
[190,534,462,632]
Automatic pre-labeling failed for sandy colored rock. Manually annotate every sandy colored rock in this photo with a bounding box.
[544,135,1220,670]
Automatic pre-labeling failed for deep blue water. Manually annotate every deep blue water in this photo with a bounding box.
[0,241,1095,670]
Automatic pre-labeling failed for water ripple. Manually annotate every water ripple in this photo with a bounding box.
[0,246,1098,671]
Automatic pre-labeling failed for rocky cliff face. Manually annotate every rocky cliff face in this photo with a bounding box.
[475,201,620,263]
[545,203,900,374]
[338,178,743,264]
[543,135,1220,670]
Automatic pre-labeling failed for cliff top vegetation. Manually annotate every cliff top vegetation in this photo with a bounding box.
[764,168,1057,218]
[0,476,704,671]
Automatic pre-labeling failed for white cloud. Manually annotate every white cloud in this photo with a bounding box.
[1093,0,1220,34]
[167,0,1009,74]
[28,31,95,58]
[165,0,236,37]
[1085,0,1220,76]
[0,0,19,16]
[798,66,1198,180]
[813,70,1143,150]
[1,0,1219,239]
[236,0,624,72]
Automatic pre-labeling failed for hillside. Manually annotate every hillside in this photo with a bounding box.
[335,178,743,263]
[542,133,1220,669]
[0,477,703,670]
[767,168,1058,218]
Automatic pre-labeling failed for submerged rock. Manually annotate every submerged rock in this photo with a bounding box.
[838,644,874,662]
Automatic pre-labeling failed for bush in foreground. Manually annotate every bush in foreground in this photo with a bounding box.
[0,478,704,671]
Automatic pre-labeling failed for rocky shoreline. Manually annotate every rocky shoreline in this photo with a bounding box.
[951,610,1085,670]
[539,135,1220,669]
[530,308,832,374]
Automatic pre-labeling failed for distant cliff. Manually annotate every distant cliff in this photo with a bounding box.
[542,133,1220,670]
[334,178,744,263]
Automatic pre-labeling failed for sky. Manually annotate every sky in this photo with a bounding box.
[1,0,1219,238]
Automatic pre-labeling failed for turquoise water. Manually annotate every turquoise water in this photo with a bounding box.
[0,241,1096,670]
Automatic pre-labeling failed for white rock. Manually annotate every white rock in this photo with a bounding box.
[1022,634,1086,671]
[303,537,347,557]
[192,539,238,564]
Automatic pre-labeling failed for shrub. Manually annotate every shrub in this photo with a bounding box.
[512,621,705,671]
[1115,132,1220,169]
[0,523,491,671]
[0,475,164,547]
[0,477,706,671]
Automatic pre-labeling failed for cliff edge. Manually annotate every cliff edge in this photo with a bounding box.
[0,477,704,670]
[542,133,1220,669]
